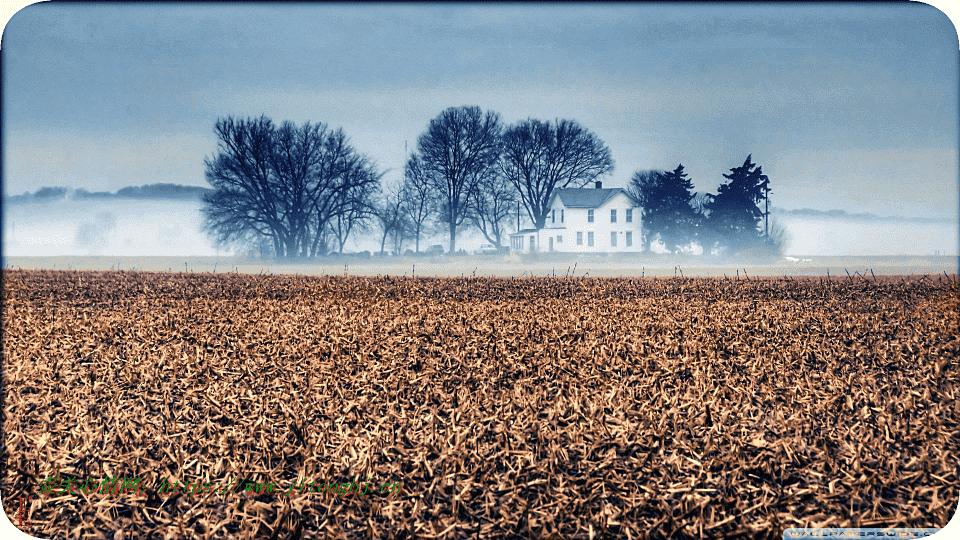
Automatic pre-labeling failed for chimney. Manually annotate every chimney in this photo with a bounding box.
[595,181,602,189]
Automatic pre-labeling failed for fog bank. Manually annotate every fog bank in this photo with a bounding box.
[4,199,220,257]
[2,199,957,258]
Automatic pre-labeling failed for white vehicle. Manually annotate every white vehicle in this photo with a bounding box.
[476,244,500,255]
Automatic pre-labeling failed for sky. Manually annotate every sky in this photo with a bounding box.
[2,2,958,227]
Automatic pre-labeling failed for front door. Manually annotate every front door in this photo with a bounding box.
[549,237,554,252]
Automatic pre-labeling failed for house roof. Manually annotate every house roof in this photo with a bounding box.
[550,187,637,209]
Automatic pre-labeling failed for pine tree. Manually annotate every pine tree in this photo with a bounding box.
[704,155,769,252]
[634,164,700,253]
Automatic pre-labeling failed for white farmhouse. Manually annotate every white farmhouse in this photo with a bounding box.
[509,181,642,253]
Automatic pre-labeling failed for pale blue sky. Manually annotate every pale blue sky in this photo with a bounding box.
[3,2,958,219]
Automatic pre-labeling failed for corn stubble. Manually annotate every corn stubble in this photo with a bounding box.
[3,270,958,539]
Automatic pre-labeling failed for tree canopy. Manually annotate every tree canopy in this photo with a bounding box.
[631,164,700,253]
[500,118,614,229]
[201,111,781,260]
[413,106,502,253]
[201,116,380,258]
[704,155,770,250]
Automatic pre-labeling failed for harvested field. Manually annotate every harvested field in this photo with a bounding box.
[3,269,958,539]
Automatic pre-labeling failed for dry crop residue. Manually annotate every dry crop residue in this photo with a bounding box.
[3,269,958,539]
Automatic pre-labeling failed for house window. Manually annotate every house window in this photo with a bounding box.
[577,232,583,245]
[588,209,594,223]
[561,209,564,223]
[626,209,632,223]
[557,235,562,243]
[588,232,594,246]
[626,231,632,247]
[551,209,555,224]
[611,209,617,223]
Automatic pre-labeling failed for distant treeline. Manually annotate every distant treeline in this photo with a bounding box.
[770,206,952,223]
[5,183,214,204]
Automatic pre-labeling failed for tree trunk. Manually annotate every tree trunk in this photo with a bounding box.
[310,219,326,258]
[285,236,299,259]
[380,228,389,255]
[448,222,457,253]
[272,235,283,259]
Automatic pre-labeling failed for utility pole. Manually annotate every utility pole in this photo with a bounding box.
[762,174,771,240]
[764,186,769,239]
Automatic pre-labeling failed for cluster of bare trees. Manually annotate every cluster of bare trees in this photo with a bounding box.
[402,106,614,253]
[201,116,381,258]
[202,107,615,258]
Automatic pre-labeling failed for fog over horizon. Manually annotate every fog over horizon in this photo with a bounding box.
[3,197,957,258]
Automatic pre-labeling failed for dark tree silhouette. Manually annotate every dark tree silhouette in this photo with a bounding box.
[202,116,379,258]
[327,164,378,254]
[401,154,436,253]
[269,120,337,257]
[414,106,502,253]
[468,169,515,249]
[631,164,700,253]
[304,138,380,258]
[202,116,289,257]
[500,118,614,230]
[373,182,409,256]
[704,155,770,252]
[627,169,666,251]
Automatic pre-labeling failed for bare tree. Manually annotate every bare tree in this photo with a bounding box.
[326,161,379,253]
[764,216,793,256]
[373,182,408,256]
[202,116,379,259]
[270,120,333,257]
[203,116,292,257]
[388,210,413,255]
[500,118,614,230]
[401,154,435,252]
[468,169,515,249]
[304,137,378,258]
[627,169,668,251]
[414,106,502,253]
[626,170,664,209]
[690,191,712,217]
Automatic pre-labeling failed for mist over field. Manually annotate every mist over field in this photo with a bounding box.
[774,215,957,257]
[3,199,218,257]
[2,198,957,261]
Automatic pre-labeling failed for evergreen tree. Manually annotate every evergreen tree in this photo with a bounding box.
[631,164,699,253]
[704,155,769,252]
